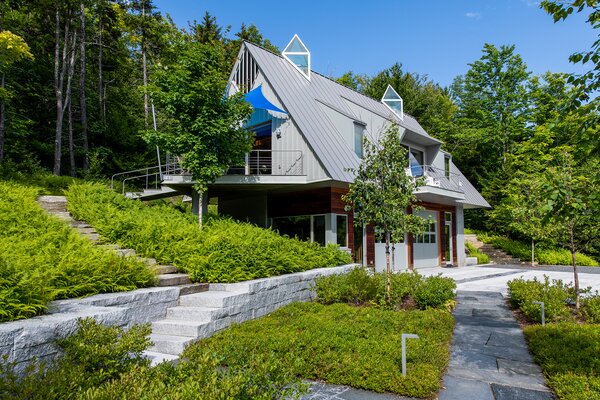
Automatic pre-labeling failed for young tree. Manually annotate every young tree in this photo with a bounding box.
[144,39,252,227]
[540,149,600,309]
[343,124,426,305]
[0,30,32,162]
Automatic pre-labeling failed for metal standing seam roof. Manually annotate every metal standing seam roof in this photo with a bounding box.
[242,41,488,208]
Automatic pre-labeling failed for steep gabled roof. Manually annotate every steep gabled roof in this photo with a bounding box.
[243,41,439,182]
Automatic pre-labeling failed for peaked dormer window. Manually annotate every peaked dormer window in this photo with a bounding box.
[382,84,403,120]
[283,34,311,80]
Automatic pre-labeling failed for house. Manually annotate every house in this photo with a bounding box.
[164,35,490,271]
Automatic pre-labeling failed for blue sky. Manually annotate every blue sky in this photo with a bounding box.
[153,0,595,88]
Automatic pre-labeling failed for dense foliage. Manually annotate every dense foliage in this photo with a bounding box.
[66,183,352,283]
[477,232,598,266]
[0,318,303,400]
[185,302,454,398]
[314,267,456,310]
[525,323,600,400]
[0,181,154,322]
[465,242,490,264]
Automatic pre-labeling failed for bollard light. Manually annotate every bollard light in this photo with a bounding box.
[532,301,545,326]
[401,333,420,376]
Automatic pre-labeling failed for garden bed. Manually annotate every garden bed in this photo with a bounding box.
[66,183,352,283]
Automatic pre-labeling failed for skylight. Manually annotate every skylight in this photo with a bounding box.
[283,34,310,80]
[381,84,403,120]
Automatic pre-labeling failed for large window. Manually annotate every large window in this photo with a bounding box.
[336,215,348,247]
[415,220,436,244]
[409,149,424,177]
[272,215,326,246]
[381,84,404,120]
[444,156,451,179]
[354,123,364,158]
[282,35,311,79]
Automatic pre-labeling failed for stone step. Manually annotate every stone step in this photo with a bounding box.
[152,319,211,337]
[166,306,227,321]
[98,243,121,251]
[148,333,195,355]
[142,257,158,266]
[178,283,209,296]
[69,221,91,229]
[178,291,249,308]
[116,248,137,257]
[157,273,192,287]
[152,265,177,275]
[143,350,180,366]
[77,227,97,235]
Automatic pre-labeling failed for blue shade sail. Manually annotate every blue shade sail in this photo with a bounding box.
[244,84,287,114]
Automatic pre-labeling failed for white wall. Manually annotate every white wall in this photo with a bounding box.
[374,242,408,272]
[456,204,466,266]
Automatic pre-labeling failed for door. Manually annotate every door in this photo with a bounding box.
[445,221,453,266]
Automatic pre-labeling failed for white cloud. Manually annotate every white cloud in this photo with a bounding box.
[465,12,481,20]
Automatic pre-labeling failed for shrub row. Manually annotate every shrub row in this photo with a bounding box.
[465,242,490,264]
[525,323,600,400]
[0,182,154,322]
[66,183,352,283]
[0,318,302,400]
[314,267,456,310]
[477,232,598,266]
[507,276,600,324]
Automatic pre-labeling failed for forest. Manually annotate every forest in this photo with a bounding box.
[0,0,598,258]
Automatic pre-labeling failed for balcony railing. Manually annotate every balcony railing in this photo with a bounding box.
[407,165,463,193]
[227,150,304,176]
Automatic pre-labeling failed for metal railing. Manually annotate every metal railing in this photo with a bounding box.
[228,150,304,176]
[110,162,185,196]
[407,165,463,193]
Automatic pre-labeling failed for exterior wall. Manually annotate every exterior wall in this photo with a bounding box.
[456,203,466,266]
[252,73,329,182]
[317,102,355,151]
[220,193,268,227]
[341,99,396,140]
[374,242,409,272]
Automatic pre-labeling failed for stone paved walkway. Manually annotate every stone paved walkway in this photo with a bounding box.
[438,291,554,400]
[300,382,414,400]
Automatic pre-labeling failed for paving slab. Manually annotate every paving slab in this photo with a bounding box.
[300,382,414,400]
[491,383,554,400]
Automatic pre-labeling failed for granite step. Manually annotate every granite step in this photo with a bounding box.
[178,283,209,296]
[143,350,180,366]
[152,265,178,275]
[166,305,227,321]
[157,273,191,287]
[178,290,249,308]
[148,333,195,355]
[151,319,213,337]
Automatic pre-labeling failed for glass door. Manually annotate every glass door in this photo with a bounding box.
[445,222,453,265]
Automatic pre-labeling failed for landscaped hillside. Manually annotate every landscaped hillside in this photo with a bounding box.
[0,181,155,322]
[66,183,352,283]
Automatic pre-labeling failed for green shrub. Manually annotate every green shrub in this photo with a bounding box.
[315,268,454,310]
[477,232,599,266]
[581,295,600,324]
[0,182,154,322]
[465,242,490,264]
[507,276,572,323]
[525,323,600,400]
[413,275,457,309]
[66,183,352,283]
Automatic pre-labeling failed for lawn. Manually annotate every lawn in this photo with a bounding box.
[66,183,352,283]
[0,181,155,322]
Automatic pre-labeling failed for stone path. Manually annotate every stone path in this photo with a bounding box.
[438,291,553,400]
[300,382,414,400]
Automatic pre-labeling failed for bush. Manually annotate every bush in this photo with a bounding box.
[465,242,490,264]
[66,183,352,283]
[581,295,600,324]
[414,275,457,309]
[0,182,154,322]
[477,232,598,266]
[315,268,454,310]
[507,276,573,323]
[525,323,600,400]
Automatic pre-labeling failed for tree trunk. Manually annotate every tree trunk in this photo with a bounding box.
[0,73,5,163]
[570,227,580,310]
[391,242,396,272]
[54,9,70,176]
[98,11,104,122]
[79,0,88,171]
[68,97,75,176]
[385,232,391,306]
[65,30,77,177]
[531,238,535,267]
[197,190,203,228]
[142,2,149,128]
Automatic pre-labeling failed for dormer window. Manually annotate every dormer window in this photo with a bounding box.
[382,84,403,120]
[283,34,311,80]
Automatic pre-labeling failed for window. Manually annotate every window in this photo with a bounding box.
[444,156,451,179]
[272,215,326,246]
[282,35,311,80]
[409,149,424,177]
[336,215,348,247]
[415,220,436,244]
[445,212,452,222]
[354,123,364,158]
[381,85,404,120]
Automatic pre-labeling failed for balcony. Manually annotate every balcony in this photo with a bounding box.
[410,165,463,192]
[227,150,304,176]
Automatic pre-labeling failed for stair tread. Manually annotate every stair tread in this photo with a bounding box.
[181,290,246,299]
[157,273,189,279]
[150,333,195,343]
[153,319,210,327]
